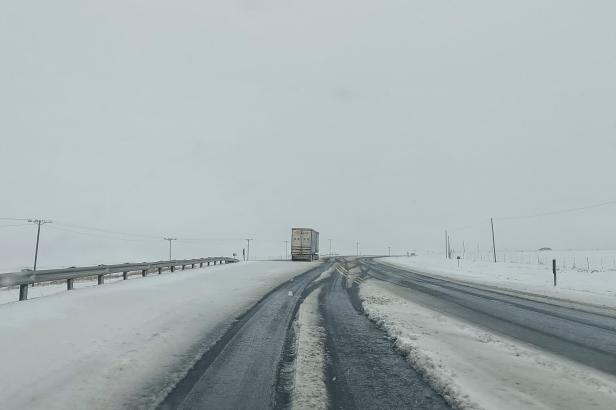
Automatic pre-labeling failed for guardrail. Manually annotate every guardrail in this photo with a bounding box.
[0,257,239,302]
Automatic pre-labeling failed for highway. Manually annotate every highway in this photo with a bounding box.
[159,264,328,410]
[320,269,449,409]
[359,258,616,376]
[159,260,450,409]
[156,257,616,409]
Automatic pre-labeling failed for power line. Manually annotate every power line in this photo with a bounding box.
[47,225,161,242]
[54,222,162,240]
[447,220,488,232]
[54,222,247,242]
[176,237,245,242]
[0,223,30,228]
[496,199,616,221]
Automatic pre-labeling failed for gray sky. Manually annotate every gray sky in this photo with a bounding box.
[1,1,615,270]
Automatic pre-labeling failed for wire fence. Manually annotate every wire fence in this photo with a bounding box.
[452,249,616,273]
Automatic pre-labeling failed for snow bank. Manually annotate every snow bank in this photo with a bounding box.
[359,279,616,410]
[383,254,616,308]
[0,261,318,410]
[291,283,328,410]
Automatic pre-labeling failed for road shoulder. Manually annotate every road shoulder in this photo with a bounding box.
[360,278,616,410]
[379,259,616,317]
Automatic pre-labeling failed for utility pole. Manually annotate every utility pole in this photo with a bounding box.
[163,237,177,261]
[328,238,332,256]
[356,241,360,256]
[388,246,391,257]
[445,230,448,259]
[28,219,52,272]
[490,218,497,263]
[283,240,289,260]
[245,238,253,261]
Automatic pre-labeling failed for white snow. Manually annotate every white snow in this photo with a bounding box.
[0,261,318,410]
[291,283,329,410]
[289,266,334,409]
[359,279,616,410]
[382,253,616,309]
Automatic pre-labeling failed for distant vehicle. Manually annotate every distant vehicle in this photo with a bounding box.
[538,247,552,251]
[291,228,319,261]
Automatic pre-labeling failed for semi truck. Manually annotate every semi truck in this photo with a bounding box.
[291,228,319,261]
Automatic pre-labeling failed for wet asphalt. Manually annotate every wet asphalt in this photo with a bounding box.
[320,271,450,410]
[159,260,452,409]
[159,264,326,410]
[361,258,616,376]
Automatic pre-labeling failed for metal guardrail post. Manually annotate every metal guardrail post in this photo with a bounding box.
[158,267,162,274]
[182,265,185,270]
[191,263,195,269]
[67,278,74,290]
[123,271,128,280]
[97,275,104,285]
[141,269,147,277]
[200,262,203,267]
[171,266,175,272]
[19,284,28,301]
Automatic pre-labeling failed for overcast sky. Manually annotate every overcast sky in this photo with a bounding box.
[1,1,615,270]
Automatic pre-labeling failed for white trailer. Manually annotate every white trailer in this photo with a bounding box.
[291,228,319,261]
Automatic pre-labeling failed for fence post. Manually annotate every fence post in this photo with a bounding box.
[182,265,185,270]
[142,269,147,277]
[553,259,557,286]
[98,275,104,285]
[158,267,162,275]
[19,284,28,301]
[123,271,128,280]
[191,263,195,269]
[67,278,74,290]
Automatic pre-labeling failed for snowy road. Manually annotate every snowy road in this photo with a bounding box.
[360,258,616,376]
[9,257,614,409]
[320,269,449,409]
[158,260,451,409]
[159,264,327,409]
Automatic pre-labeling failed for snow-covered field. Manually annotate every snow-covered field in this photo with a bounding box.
[383,253,616,308]
[465,249,616,273]
[0,261,317,410]
[359,279,616,410]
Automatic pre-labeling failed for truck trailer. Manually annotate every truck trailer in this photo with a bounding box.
[291,228,319,261]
